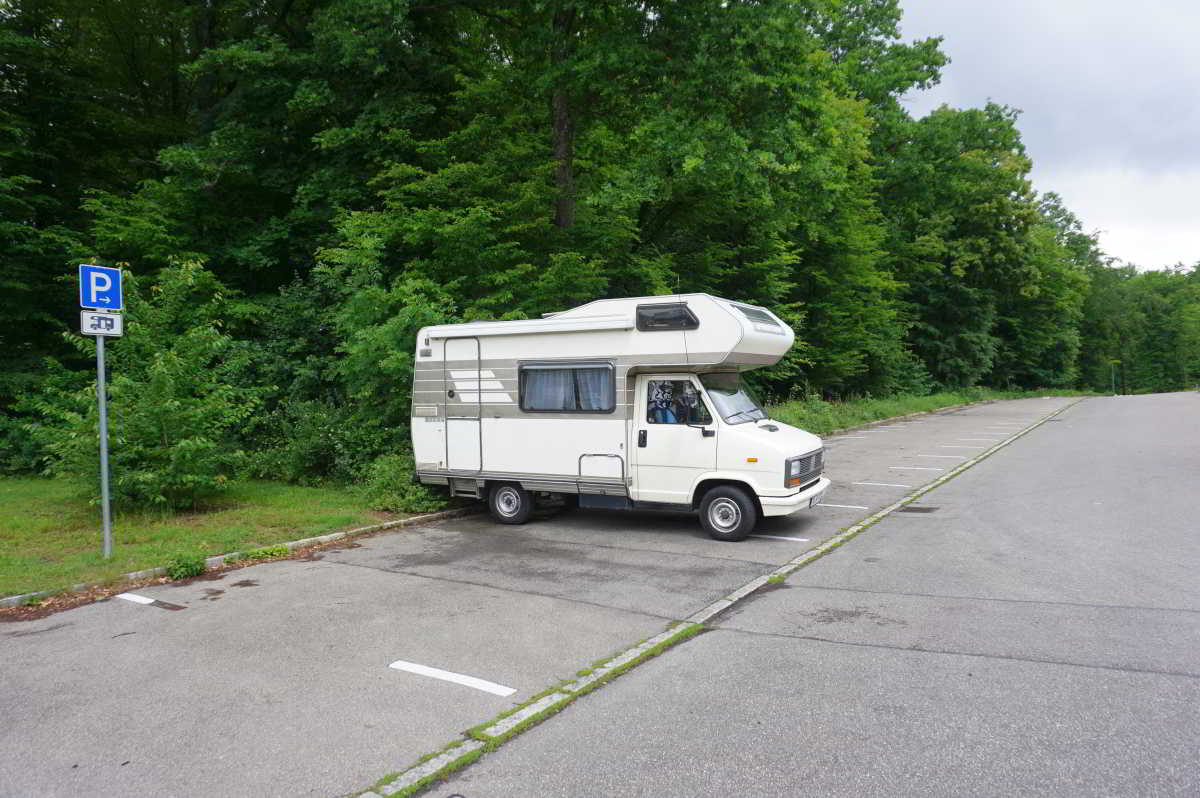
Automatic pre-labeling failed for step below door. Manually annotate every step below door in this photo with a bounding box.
[444,337,481,471]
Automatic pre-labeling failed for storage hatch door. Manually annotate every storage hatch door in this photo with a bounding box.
[444,337,482,471]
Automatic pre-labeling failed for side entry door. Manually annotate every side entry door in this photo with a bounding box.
[444,337,481,471]
[633,375,717,505]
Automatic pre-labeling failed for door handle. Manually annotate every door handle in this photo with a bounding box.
[638,430,647,448]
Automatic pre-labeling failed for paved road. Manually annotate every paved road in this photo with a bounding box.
[442,392,1200,797]
[0,396,1088,797]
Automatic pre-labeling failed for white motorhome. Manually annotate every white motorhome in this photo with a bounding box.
[410,294,829,541]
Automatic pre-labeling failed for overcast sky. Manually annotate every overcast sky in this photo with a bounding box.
[898,0,1199,270]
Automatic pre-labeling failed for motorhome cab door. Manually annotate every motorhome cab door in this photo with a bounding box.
[633,374,717,505]
[444,337,482,471]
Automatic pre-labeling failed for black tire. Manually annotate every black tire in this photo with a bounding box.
[488,483,534,525]
[698,485,758,542]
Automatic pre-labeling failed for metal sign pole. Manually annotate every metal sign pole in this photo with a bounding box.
[96,335,113,558]
[79,264,123,560]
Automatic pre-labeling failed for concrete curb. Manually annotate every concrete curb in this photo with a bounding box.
[0,505,478,609]
[356,396,1086,797]
[371,740,485,797]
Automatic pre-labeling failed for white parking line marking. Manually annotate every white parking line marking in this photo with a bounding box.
[819,503,870,510]
[116,593,155,605]
[918,454,967,459]
[889,466,945,471]
[388,660,516,697]
[750,535,811,542]
[853,481,913,488]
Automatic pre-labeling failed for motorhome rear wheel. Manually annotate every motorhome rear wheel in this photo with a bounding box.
[488,483,533,524]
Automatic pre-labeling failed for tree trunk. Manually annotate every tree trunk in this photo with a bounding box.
[551,5,577,229]
[192,0,221,125]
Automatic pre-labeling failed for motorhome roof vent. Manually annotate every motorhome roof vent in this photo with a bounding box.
[636,303,700,331]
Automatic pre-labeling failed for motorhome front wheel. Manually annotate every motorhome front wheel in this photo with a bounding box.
[699,485,758,542]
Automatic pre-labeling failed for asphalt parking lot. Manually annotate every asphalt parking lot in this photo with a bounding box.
[0,396,1080,797]
[441,392,1200,797]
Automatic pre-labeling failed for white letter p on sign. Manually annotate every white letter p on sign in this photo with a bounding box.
[90,272,111,300]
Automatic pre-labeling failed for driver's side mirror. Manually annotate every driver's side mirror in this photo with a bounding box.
[683,404,716,436]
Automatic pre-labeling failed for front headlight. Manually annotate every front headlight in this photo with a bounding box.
[784,455,802,487]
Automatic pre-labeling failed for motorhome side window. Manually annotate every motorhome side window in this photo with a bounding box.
[636,303,700,331]
[647,380,713,424]
[519,364,615,413]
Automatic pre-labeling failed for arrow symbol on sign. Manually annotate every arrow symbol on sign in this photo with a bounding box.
[98,296,111,304]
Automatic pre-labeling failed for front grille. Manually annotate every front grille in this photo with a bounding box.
[788,448,824,487]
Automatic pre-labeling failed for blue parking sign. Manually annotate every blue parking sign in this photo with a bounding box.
[79,264,123,310]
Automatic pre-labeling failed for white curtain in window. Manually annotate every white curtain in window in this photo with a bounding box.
[525,369,574,410]
[575,367,611,410]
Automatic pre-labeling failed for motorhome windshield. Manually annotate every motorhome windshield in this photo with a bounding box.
[700,374,767,424]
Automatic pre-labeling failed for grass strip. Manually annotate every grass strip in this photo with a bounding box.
[0,478,404,598]
[769,388,1095,437]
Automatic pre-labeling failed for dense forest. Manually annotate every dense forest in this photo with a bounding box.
[3,0,1198,506]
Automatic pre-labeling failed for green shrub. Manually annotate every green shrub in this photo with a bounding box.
[0,412,47,475]
[3,360,89,475]
[361,451,447,514]
[32,263,261,510]
[244,544,290,560]
[166,552,206,580]
[247,401,394,486]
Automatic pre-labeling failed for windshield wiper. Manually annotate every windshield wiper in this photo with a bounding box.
[724,408,761,424]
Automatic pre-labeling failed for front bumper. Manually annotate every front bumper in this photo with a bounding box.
[758,477,831,517]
